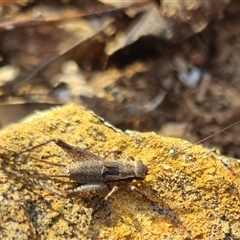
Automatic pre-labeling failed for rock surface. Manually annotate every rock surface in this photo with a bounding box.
[0,104,240,240]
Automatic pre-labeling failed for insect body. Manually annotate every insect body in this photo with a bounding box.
[4,120,239,200]
[20,139,148,199]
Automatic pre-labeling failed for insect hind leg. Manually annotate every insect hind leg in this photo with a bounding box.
[30,179,109,199]
[18,139,59,154]
[20,138,102,163]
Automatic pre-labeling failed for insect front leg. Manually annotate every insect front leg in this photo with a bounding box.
[104,185,119,200]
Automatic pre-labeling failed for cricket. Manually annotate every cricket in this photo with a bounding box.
[0,119,239,201]
[1,138,149,200]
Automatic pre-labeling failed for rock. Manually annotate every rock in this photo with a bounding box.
[0,104,240,239]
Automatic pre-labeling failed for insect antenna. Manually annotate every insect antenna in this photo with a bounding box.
[179,119,240,153]
[195,120,240,145]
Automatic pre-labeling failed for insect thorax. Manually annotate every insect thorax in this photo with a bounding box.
[103,160,148,180]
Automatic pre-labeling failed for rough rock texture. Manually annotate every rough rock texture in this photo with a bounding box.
[0,104,240,240]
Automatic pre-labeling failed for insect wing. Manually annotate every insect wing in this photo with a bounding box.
[102,161,120,181]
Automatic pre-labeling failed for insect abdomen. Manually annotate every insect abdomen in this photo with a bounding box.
[66,161,104,183]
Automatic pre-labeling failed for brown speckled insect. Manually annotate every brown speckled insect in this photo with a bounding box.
[2,121,239,200]
[17,139,148,200]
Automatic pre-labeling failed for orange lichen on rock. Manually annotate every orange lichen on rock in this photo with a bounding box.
[0,104,239,239]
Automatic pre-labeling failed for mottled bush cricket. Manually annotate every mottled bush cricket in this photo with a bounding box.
[1,138,148,200]
[0,120,240,201]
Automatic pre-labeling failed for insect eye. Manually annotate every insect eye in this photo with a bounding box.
[134,160,148,178]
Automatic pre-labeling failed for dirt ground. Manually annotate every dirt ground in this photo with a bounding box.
[0,0,240,158]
